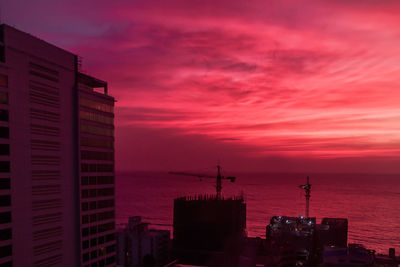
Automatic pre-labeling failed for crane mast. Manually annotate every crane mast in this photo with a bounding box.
[216,165,222,199]
[299,176,311,218]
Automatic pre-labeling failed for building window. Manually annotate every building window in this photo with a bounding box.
[80,123,113,137]
[0,245,12,258]
[98,222,114,233]
[82,240,89,250]
[106,244,115,253]
[0,46,4,63]
[80,137,113,149]
[106,256,115,265]
[29,70,59,82]
[98,211,114,221]
[0,74,7,88]
[81,176,88,185]
[90,238,97,247]
[81,176,89,185]
[0,24,4,61]
[0,228,11,241]
[0,178,10,189]
[81,151,114,161]
[0,92,8,104]
[89,189,96,198]
[0,195,11,207]
[105,233,115,242]
[97,188,114,197]
[0,25,3,43]
[0,127,9,139]
[0,212,11,224]
[82,190,89,198]
[82,252,89,262]
[90,226,97,235]
[90,250,97,260]
[0,261,12,267]
[97,176,114,185]
[89,214,97,223]
[0,110,8,122]
[0,162,9,172]
[80,98,113,113]
[81,164,88,172]
[89,201,96,210]
[82,202,88,211]
[82,215,89,224]
[29,62,59,76]
[89,176,96,185]
[97,199,114,209]
[80,110,114,125]
[81,164,114,173]
[0,144,9,155]
[82,228,89,237]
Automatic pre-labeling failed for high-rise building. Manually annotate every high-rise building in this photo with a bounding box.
[78,73,116,267]
[0,24,115,267]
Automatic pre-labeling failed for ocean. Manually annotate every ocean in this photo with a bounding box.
[115,171,400,254]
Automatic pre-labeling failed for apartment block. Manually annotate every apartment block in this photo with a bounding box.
[0,24,115,267]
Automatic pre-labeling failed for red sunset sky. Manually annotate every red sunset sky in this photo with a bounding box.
[3,0,400,173]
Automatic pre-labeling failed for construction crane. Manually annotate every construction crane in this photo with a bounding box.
[298,176,311,218]
[169,165,236,199]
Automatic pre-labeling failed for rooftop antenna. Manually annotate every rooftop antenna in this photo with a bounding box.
[299,176,311,218]
[77,55,83,73]
[216,165,223,199]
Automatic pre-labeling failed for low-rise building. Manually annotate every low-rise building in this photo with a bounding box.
[117,216,170,267]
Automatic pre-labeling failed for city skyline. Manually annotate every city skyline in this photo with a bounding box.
[3,0,400,173]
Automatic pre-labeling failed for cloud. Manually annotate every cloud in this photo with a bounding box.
[4,0,400,172]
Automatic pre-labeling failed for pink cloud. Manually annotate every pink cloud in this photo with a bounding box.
[4,0,400,172]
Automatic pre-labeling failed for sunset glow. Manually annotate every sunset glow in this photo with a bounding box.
[5,0,400,172]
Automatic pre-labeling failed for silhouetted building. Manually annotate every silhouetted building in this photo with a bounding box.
[117,216,170,267]
[173,195,246,266]
[239,237,266,267]
[319,218,348,248]
[0,24,115,267]
[78,73,116,267]
[266,216,317,266]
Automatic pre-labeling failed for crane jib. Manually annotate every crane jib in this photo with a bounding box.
[168,165,237,198]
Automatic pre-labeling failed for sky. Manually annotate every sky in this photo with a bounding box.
[3,0,400,173]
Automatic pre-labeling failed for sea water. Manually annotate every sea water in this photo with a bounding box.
[116,171,400,253]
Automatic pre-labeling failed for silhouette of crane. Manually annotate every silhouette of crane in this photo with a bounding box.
[169,165,236,199]
[299,176,311,218]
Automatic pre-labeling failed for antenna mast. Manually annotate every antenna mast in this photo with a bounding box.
[216,165,222,199]
[299,176,311,217]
